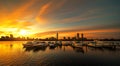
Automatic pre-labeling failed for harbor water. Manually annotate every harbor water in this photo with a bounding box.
[0,41,120,66]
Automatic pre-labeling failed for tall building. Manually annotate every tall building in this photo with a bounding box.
[77,33,80,39]
[68,37,70,40]
[81,33,84,41]
[63,37,66,40]
[56,32,58,40]
[10,34,13,38]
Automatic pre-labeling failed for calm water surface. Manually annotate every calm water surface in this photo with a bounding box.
[0,41,120,66]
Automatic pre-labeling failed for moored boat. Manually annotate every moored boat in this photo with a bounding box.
[23,41,33,47]
[72,41,83,48]
[48,42,55,47]
[87,40,103,48]
[23,41,47,47]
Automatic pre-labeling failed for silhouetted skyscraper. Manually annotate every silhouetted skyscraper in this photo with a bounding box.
[56,32,58,40]
[81,33,84,41]
[63,37,66,40]
[77,33,80,39]
[68,37,70,40]
[10,34,13,38]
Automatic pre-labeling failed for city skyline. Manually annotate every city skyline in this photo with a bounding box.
[0,0,120,39]
[0,33,119,41]
[0,33,85,40]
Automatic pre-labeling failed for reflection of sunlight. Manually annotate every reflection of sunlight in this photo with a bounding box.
[1,41,25,53]
[0,41,25,63]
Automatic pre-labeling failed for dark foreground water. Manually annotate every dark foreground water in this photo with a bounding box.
[0,41,120,66]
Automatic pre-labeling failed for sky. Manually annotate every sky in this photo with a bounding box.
[0,0,120,39]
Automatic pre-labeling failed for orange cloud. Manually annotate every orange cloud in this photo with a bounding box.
[0,0,39,34]
[9,0,38,20]
[35,2,52,24]
[37,0,67,16]
[0,0,38,29]
[35,0,67,24]
[38,2,52,16]
[33,26,120,39]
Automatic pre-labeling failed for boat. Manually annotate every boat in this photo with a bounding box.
[87,40,103,48]
[23,41,33,47]
[55,41,62,46]
[63,41,73,46]
[48,42,56,47]
[23,41,47,47]
[33,41,47,47]
[102,42,117,49]
[72,41,83,48]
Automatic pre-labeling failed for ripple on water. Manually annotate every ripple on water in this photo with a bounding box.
[0,41,120,66]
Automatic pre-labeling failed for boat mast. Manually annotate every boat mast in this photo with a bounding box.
[56,32,58,44]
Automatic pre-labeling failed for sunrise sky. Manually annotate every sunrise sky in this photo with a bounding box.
[0,0,120,39]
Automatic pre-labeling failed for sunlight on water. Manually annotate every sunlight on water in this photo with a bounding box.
[0,41,120,66]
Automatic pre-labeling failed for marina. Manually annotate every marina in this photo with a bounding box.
[0,41,120,66]
[23,40,120,50]
[0,0,120,66]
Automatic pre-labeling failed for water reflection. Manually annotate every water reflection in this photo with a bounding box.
[10,44,13,48]
[72,47,84,53]
[0,41,120,66]
[88,45,120,52]
[22,42,120,53]
[49,46,56,50]
[23,46,47,52]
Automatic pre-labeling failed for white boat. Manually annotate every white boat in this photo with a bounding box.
[102,42,117,49]
[23,41,47,47]
[23,41,33,47]
[33,41,47,47]
[48,42,55,47]
[72,41,83,48]
[87,40,103,48]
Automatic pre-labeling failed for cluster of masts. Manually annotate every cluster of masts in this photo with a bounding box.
[23,32,120,50]
[23,39,120,50]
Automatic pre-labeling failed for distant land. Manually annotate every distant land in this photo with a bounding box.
[0,33,120,41]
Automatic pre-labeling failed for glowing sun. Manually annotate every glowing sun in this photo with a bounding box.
[19,30,27,35]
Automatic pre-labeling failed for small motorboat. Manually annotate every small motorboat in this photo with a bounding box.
[87,40,103,48]
[72,41,83,48]
[23,41,33,47]
[33,41,47,47]
[49,42,55,47]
